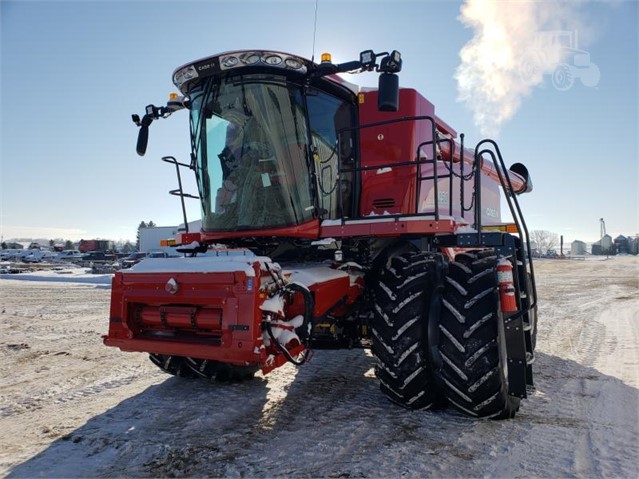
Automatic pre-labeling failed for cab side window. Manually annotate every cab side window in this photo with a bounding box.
[307,90,356,218]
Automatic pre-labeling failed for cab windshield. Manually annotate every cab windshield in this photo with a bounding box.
[190,74,314,231]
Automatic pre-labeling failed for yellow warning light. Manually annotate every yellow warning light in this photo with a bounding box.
[169,92,179,100]
[321,53,332,63]
[358,93,365,104]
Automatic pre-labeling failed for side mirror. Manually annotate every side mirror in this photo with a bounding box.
[133,98,186,157]
[378,73,399,112]
[136,123,149,156]
[133,111,156,157]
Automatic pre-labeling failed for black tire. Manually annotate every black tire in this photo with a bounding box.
[371,251,443,409]
[149,354,199,378]
[438,250,520,419]
[185,357,258,382]
[149,354,258,382]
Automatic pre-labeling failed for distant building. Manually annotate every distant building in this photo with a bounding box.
[592,234,615,255]
[571,240,587,256]
[614,235,629,254]
[628,236,639,255]
[178,219,202,233]
[139,226,179,254]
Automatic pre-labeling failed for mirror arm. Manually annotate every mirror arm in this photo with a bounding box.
[132,98,187,156]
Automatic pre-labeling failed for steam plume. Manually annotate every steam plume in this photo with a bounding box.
[455,0,580,137]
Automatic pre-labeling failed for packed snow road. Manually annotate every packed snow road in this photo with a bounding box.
[0,257,637,478]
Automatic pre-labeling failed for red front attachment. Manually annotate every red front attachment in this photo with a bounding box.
[104,255,366,374]
[104,256,263,366]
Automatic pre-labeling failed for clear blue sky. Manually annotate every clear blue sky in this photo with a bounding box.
[1,0,637,244]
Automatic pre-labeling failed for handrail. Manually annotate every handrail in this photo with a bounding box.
[162,156,199,234]
[474,140,537,311]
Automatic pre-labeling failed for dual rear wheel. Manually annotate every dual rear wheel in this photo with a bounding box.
[371,249,520,419]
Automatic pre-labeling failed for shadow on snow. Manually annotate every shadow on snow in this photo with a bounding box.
[8,350,639,478]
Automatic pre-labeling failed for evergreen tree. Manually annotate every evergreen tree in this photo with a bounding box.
[136,221,148,250]
[1,242,6,250]
[64,240,73,250]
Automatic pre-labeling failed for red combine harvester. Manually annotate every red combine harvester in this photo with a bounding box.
[104,49,537,419]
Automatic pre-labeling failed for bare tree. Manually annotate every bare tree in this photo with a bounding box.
[530,230,558,255]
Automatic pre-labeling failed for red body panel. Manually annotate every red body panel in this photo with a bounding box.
[321,218,458,238]
[357,89,435,216]
[356,88,505,224]
[176,220,319,244]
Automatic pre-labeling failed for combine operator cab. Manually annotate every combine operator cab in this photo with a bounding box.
[105,49,538,419]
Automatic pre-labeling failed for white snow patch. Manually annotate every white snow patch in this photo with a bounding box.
[127,255,259,276]
[259,295,285,316]
[283,265,349,288]
[0,266,112,286]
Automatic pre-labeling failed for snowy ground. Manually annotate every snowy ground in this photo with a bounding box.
[0,257,637,478]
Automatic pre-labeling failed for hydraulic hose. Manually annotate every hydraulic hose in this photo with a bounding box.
[263,321,308,366]
[261,281,315,367]
[283,282,315,346]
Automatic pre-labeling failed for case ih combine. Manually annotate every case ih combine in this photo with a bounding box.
[104,49,537,419]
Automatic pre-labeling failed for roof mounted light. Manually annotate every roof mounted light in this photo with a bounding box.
[173,65,198,88]
[285,57,303,70]
[359,50,375,70]
[221,55,239,68]
[379,50,402,73]
[242,52,261,65]
[220,51,308,73]
[263,54,283,65]
[321,53,332,63]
